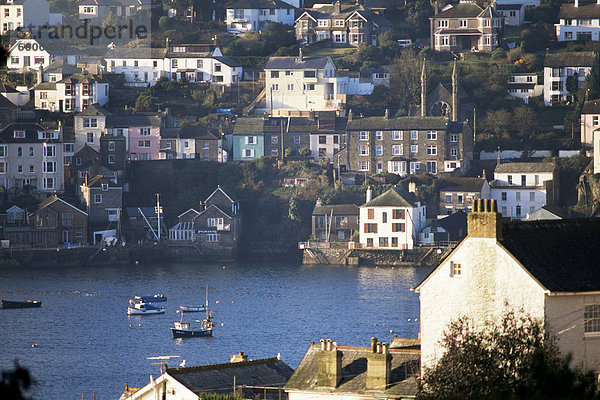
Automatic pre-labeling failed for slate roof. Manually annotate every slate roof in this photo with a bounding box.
[433,3,483,18]
[0,94,17,109]
[499,218,600,292]
[105,47,167,60]
[347,116,448,131]
[439,177,486,193]
[477,5,501,18]
[77,104,110,116]
[582,99,600,114]
[79,0,150,6]
[265,56,331,70]
[167,357,293,397]
[0,122,60,143]
[233,117,267,135]
[363,186,417,208]
[44,60,80,75]
[496,3,523,11]
[494,161,555,174]
[312,203,359,215]
[424,210,467,233]
[544,51,598,68]
[106,114,161,127]
[225,0,294,9]
[559,2,600,19]
[213,55,242,67]
[285,345,419,397]
[85,175,119,188]
[0,82,17,93]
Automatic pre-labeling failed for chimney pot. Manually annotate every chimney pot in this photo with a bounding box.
[371,337,377,353]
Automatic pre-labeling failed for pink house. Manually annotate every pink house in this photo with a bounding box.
[105,114,162,161]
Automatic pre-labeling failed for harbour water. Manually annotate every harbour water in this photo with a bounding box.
[0,262,432,399]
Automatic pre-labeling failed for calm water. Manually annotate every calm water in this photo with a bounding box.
[0,262,431,400]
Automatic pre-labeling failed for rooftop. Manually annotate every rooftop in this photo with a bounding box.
[439,177,487,193]
[347,116,448,131]
[494,161,555,174]
[363,186,417,208]
[544,51,598,68]
[265,56,331,70]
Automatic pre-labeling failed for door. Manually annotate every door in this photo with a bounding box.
[62,230,72,244]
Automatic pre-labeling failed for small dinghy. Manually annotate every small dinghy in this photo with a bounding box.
[1,299,42,309]
[127,300,165,315]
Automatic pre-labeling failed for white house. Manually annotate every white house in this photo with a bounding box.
[78,0,151,21]
[7,38,52,71]
[74,104,110,152]
[555,0,600,42]
[120,355,293,400]
[0,82,29,106]
[496,3,524,26]
[543,51,597,106]
[581,99,600,148]
[495,0,539,8]
[415,199,600,374]
[359,186,426,250]
[506,73,542,101]
[225,0,295,33]
[489,161,558,220]
[33,73,109,112]
[105,45,242,86]
[0,0,54,34]
[265,51,346,114]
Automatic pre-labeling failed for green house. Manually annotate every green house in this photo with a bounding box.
[232,118,265,161]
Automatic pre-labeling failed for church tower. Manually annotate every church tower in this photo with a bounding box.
[452,60,459,122]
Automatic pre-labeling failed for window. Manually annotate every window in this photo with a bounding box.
[206,234,220,242]
[594,116,599,126]
[437,19,448,28]
[0,145,5,157]
[501,192,507,201]
[460,19,467,27]
[17,147,22,157]
[43,177,54,189]
[14,130,25,138]
[43,145,55,157]
[271,84,278,91]
[269,8,275,15]
[367,208,374,219]
[318,136,326,144]
[515,205,521,217]
[392,145,402,155]
[379,237,388,247]
[392,209,405,219]
[108,155,115,164]
[18,165,22,173]
[411,130,418,140]
[0,161,6,173]
[375,145,383,156]
[358,145,369,156]
[426,131,437,140]
[426,145,437,155]
[450,148,458,157]
[584,304,600,333]
[358,131,369,141]
[445,194,452,203]
[364,223,377,233]
[87,132,94,143]
[245,136,257,145]
[375,131,383,140]
[358,161,369,171]
[271,149,279,157]
[215,64,222,73]
[450,134,458,142]
[108,141,115,151]
[243,149,255,158]
[94,194,102,203]
[411,145,418,153]
[140,128,150,136]
[43,161,56,173]
[392,223,405,232]
[203,141,209,149]
[293,136,301,144]
[270,71,279,78]
[516,192,521,201]
[552,81,563,91]
[427,161,437,173]
[62,213,73,227]
[392,130,402,140]
[303,84,315,91]
[287,84,294,91]
[208,217,224,227]
[450,261,462,276]
[508,175,513,185]
[138,140,151,148]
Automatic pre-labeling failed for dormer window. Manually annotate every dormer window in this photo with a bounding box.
[101,183,108,191]
[14,130,25,138]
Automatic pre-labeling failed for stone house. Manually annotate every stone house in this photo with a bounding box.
[79,174,123,226]
[311,201,359,242]
[489,161,558,220]
[415,199,600,374]
[438,176,490,216]
[344,111,473,176]
[121,355,293,400]
[543,51,597,106]
[359,186,426,250]
[4,195,87,246]
[555,0,600,42]
[285,338,419,400]
[33,73,110,113]
[78,0,151,21]
[429,0,503,53]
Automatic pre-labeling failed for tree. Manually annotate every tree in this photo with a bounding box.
[389,49,424,111]
[512,106,538,138]
[418,311,599,400]
[288,196,300,221]
[1,363,32,400]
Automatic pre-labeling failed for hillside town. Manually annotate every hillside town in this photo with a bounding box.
[2,0,600,398]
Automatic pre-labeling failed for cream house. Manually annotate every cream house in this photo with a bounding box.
[33,73,109,112]
[543,51,597,106]
[225,0,295,33]
[415,199,600,375]
[265,51,346,114]
[581,99,600,148]
[359,186,426,250]
[555,0,600,42]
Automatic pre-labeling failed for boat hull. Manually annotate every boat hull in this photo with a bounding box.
[179,305,206,312]
[1,300,42,309]
[135,295,167,303]
[127,307,165,315]
[171,328,213,338]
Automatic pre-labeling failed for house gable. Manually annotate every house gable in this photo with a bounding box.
[205,186,235,208]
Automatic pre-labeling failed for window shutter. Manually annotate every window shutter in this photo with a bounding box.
[450,261,454,277]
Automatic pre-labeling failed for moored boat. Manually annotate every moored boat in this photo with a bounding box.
[127,301,166,315]
[1,299,42,309]
[134,294,167,303]
[171,317,214,338]
[179,305,206,312]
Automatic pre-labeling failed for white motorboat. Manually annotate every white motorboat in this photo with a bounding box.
[127,300,166,315]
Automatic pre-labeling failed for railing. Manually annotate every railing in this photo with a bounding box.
[348,242,410,250]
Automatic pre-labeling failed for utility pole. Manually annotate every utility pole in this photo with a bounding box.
[155,194,163,241]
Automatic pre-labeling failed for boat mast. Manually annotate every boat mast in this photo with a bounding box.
[155,193,163,241]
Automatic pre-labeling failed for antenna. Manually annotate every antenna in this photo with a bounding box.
[147,355,180,374]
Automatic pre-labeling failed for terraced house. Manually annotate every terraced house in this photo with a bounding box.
[343,110,473,176]
[429,0,503,53]
[294,1,391,46]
